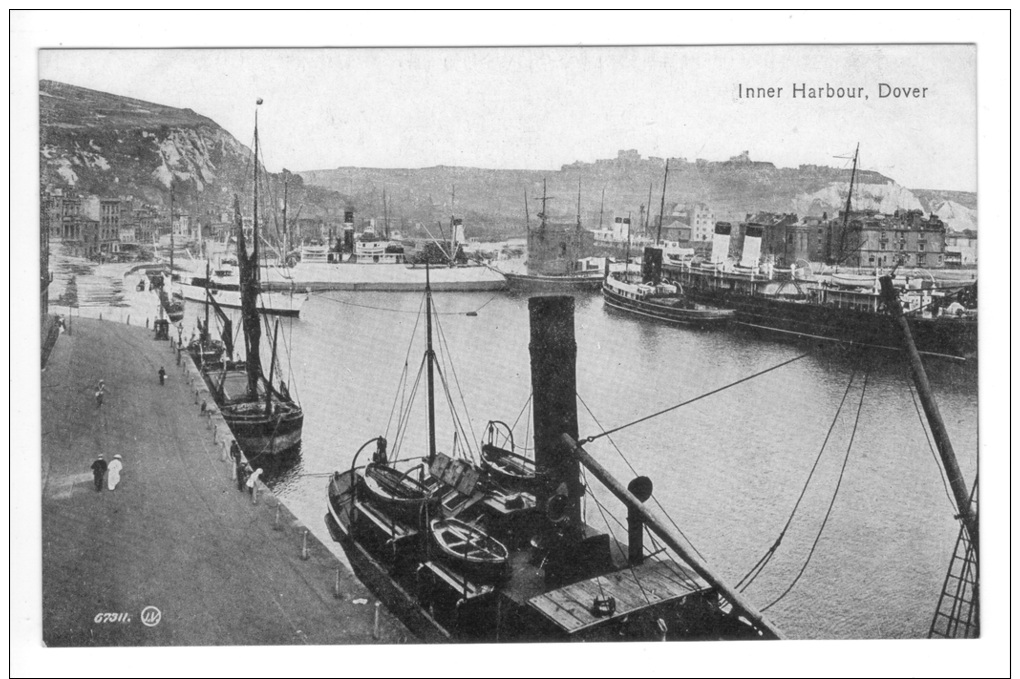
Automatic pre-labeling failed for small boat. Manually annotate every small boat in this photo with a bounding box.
[479,421,541,490]
[429,518,509,581]
[359,462,436,524]
[479,444,540,490]
[602,249,735,327]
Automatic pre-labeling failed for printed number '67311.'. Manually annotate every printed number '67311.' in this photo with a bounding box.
[94,613,131,623]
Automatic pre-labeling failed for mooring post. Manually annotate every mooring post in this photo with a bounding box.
[274,505,281,530]
[334,568,342,598]
[301,530,309,559]
[373,602,381,640]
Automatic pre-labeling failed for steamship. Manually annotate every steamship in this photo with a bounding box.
[262,211,506,293]
[326,288,781,642]
[662,222,978,361]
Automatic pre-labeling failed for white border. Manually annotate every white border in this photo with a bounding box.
[10,10,1010,678]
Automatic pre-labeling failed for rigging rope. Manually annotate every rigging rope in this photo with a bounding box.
[736,369,858,592]
[433,308,480,454]
[580,352,810,443]
[906,382,957,513]
[582,474,652,606]
[576,392,707,561]
[761,371,869,612]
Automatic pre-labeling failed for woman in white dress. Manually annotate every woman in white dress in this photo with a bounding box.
[107,454,124,490]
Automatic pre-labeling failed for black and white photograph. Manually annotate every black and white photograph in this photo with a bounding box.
[13,10,1009,678]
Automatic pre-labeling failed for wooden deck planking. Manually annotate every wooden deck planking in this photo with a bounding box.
[528,560,709,634]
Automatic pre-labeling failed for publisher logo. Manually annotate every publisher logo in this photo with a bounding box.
[140,606,162,627]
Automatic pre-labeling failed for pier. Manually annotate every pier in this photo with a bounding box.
[41,317,410,646]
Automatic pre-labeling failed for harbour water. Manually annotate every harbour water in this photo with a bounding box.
[50,253,978,640]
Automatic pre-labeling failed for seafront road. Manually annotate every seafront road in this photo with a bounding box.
[41,317,409,646]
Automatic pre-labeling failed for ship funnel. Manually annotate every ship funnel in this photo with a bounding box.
[710,222,732,263]
[740,224,763,268]
[642,247,663,285]
[529,296,582,527]
[343,210,355,226]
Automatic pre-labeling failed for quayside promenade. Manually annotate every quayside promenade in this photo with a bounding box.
[41,317,409,646]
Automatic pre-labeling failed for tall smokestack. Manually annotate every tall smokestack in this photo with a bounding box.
[741,224,763,268]
[711,222,732,263]
[529,296,582,526]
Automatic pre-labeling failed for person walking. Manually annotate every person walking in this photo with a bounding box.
[230,441,245,492]
[158,366,166,386]
[90,455,107,492]
[246,468,264,498]
[107,454,124,490]
[95,388,104,408]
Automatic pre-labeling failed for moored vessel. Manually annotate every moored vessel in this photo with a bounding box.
[327,292,782,642]
[199,101,303,458]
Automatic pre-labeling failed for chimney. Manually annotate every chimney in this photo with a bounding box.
[741,224,763,268]
[642,246,663,285]
[529,296,582,526]
[711,222,732,263]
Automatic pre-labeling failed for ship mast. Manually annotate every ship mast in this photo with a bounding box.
[237,101,264,400]
[169,183,174,284]
[576,178,582,231]
[598,187,605,230]
[425,263,437,464]
[643,182,653,236]
[656,159,670,245]
[838,144,859,265]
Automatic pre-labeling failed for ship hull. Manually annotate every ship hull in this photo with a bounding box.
[262,262,507,292]
[179,282,304,317]
[602,282,735,327]
[672,271,977,361]
[503,272,603,292]
[220,404,303,457]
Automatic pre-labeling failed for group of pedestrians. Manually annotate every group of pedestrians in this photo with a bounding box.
[90,453,124,492]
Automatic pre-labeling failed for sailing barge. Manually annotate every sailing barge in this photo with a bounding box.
[327,292,781,642]
[196,103,303,457]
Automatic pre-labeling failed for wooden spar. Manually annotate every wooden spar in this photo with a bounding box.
[425,263,437,464]
[576,178,582,231]
[879,276,978,550]
[560,433,784,640]
[524,190,530,235]
[598,187,605,229]
[266,319,280,415]
[837,144,859,265]
[624,211,632,280]
[644,182,653,235]
[656,159,670,245]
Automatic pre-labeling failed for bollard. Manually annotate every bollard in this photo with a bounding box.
[273,504,282,530]
[146,318,149,329]
[334,568,342,598]
[127,314,131,325]
[301,530,309,560]
[251,484,258,505]
[220,440,227,462]
[231,460,237,480]
[373,602,381,640]
[212,426,218,444]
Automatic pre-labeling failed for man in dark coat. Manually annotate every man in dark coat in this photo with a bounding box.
[158,367,166,385]
[90,455,107,492]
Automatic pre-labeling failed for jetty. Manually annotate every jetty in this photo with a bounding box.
[41,317,409,646]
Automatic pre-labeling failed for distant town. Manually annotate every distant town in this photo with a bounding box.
[41,181,978,272]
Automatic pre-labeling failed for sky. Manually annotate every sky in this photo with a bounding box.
[38,44,977,191]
